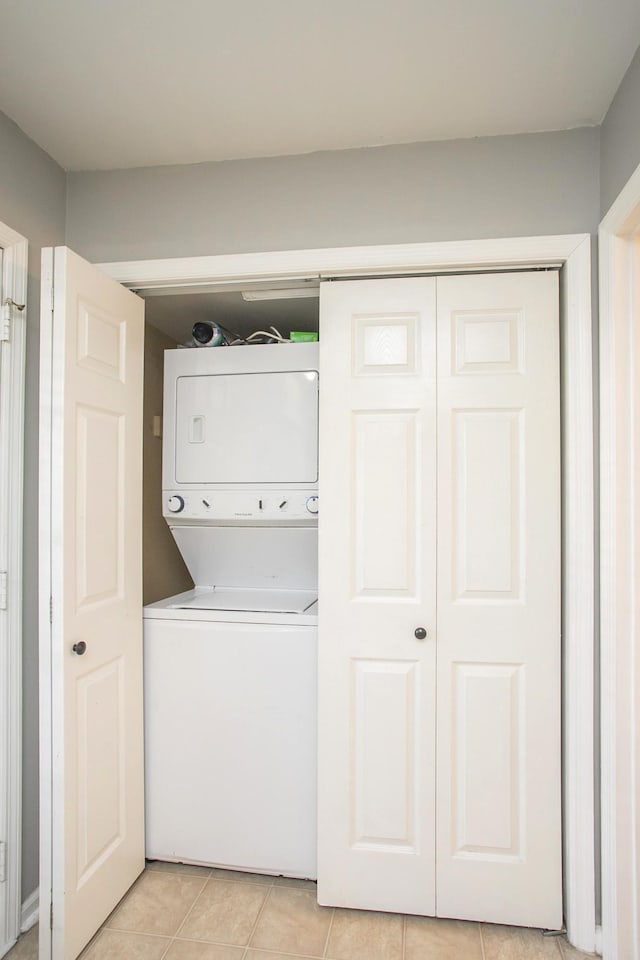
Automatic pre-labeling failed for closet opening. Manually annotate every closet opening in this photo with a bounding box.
[141,285,320,607]
[101,233,594,952]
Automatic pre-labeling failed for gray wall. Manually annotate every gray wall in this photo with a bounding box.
[143,324,193,605]
[66,127,601,263]
[600,44,640,217]
[0,111,66,900]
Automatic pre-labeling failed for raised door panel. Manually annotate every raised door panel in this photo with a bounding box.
[353,411,419,597]
[451,663,525,861]
[75,659,125,884]
[351,660,419,851]
[318,278,437,915]
[453,409,524,601]
[436,271,561,929]
[75,405,123,606]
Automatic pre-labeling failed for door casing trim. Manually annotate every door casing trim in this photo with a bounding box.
[599,164,640,960]
[0,222,27,959]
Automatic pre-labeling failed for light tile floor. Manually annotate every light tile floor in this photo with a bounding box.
[7,863,598,960]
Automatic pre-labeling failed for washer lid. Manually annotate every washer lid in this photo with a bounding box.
[167,586,317,615]
[169,525,318,590]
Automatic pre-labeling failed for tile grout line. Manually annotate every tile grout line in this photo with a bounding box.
[157,871,212,960]
[240,876,276,959]
[479,922,487,960]
[321,907,336,958]
[89,928,175,959]
[78,926,107,959]
[242,947,325,960]
[103,867,151,931]
[88,867,208,959]
[157,936,174,960]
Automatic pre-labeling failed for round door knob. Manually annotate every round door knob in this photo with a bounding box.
[414,627,427,640]
[167,495,185,513]
[72,641,87,656]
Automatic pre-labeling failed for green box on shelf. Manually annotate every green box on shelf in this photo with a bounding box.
[289,331,319,342]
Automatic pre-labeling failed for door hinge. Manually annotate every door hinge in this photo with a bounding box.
[49,595,53,623]
[0,571,7,611]
[50,900,53,929]
[0,840,6,882]
[0,304,10,343]
[1,298,25,342]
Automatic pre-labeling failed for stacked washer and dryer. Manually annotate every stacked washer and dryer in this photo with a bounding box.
[143,342,319,879]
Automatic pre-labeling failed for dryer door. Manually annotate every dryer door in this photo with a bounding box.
[175,370,319,484]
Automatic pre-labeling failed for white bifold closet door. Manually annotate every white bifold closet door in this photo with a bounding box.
[317,271,561,930]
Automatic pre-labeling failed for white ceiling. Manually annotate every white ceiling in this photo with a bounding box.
[1,0,639,172]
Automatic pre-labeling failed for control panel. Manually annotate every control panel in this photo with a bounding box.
[163,490,319,524]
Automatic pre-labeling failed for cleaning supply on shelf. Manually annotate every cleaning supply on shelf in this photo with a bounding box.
[290,331,319,342]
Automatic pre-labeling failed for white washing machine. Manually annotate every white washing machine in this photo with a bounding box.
[144,344,320,878]
[143,585,317,878]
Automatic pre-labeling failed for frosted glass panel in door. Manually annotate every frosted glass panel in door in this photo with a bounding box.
[175,371,319,483]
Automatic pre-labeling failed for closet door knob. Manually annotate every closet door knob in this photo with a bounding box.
[414,627,427,640]
[72,641,87,656]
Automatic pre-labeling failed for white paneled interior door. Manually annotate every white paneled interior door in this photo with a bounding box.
[317,278,438,914]
[317,271,561,929]
[39,247,145,960]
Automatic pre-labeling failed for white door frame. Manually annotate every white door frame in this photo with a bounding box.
[97,232,596,952]
[0,222,28,958]
[599,164,640,960]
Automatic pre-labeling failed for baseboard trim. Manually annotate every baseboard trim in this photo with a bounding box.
[20,889,38,933]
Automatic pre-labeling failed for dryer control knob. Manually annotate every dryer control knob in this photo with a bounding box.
[167,495,185,513]
[305,496,319,515]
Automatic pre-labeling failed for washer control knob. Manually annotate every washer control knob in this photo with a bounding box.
[167,495,185,513]
[306,496,319,515]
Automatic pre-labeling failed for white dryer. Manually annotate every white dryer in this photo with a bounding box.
[162,342,319,525]
[144,344,320,879]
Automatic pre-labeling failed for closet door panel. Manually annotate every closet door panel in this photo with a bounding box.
[453,408,524,600]
[451,662,525,858]
[436,271,561,930]
[318,278,437,915]
[353,410,419,596]
[351,659,419,850]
